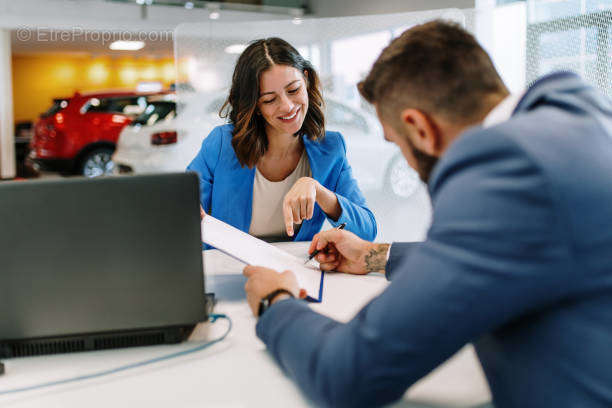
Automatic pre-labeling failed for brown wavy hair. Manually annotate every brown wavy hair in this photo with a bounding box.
[220,37,325,168]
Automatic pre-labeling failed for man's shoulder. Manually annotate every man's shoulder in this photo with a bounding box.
[433,102,609,192]
[429,122,531,193]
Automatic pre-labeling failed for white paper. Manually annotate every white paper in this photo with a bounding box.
[201,215,323,299]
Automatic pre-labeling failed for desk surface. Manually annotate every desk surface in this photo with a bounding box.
[0,242,491,408]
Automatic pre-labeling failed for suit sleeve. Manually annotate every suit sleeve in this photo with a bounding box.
[385,242,420,280]
[329,132,377,241]
[256,131,573,408]
[186,126,223,213]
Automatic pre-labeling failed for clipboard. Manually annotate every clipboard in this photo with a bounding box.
[201,215,324,302]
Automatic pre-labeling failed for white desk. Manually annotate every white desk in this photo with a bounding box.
[0,242,491,408]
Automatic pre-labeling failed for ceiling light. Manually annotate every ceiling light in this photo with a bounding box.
[109,40,145,51]
[209,11,220,19]
[224,44,247,54]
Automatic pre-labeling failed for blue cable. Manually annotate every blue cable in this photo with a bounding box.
[0,313,232,396]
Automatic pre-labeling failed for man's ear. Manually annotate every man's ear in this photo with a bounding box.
[399,108,442,156]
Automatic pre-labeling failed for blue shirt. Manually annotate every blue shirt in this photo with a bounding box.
[255,73,612,407]
[187,124,377,241]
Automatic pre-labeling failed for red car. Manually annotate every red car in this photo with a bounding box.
[29,90,170,177]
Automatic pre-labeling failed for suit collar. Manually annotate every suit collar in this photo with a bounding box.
[514,71,586,114]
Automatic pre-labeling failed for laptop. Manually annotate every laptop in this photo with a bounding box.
[0,173,208,358]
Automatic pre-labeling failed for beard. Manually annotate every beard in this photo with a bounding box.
[404,135,439,185]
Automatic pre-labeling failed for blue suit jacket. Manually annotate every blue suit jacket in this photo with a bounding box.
[256,73,612,407]
[187,124,376,241]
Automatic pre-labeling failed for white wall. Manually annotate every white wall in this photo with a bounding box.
[308,0,475,17]
[474,3,527,93]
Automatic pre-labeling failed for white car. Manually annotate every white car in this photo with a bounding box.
[112,94,420,199]
[112,93,219,174]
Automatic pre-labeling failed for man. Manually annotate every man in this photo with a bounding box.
[243,21,612,408]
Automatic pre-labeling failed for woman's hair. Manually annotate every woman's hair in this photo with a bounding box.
[220,37,325,168]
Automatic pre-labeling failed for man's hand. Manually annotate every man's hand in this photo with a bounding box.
[200,205,206,219]
[309,229,391,275]
[243,266,306,317]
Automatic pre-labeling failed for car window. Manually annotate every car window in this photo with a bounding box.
[130,101,177,126]
[326,101,369,134]
[41,99,69,118]
[83,96,147,116]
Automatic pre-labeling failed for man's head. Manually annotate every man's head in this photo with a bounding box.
[358,20,509,183]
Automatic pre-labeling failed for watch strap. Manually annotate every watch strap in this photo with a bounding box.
[258,289,295,317]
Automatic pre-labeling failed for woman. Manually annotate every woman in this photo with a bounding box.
[187,37,376,242]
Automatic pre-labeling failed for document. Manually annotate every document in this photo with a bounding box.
[201,215,324,301]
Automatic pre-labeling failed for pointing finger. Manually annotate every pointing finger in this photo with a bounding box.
[283,201,294,237]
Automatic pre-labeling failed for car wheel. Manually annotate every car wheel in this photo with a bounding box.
[80,147,115,178]
[383,153,420,199]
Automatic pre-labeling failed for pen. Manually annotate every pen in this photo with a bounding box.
[305,223,346,264]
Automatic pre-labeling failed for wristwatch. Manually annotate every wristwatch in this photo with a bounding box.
[258,289,295,317]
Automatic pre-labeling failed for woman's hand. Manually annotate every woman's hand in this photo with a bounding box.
[283,177,343,237]
[283,177,318,237]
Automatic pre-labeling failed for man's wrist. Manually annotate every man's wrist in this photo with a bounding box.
[258,288,296,317]
[364,243,391,274]
[270,293,293,305]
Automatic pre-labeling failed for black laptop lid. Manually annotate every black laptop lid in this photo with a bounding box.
[0,173,206,340]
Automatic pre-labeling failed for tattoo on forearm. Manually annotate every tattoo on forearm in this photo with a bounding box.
[364,244,390,272]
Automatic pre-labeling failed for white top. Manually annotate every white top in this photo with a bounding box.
[482,93,523,128]
[248,152,312,240]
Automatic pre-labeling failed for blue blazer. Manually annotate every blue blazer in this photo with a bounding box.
[255,73,612,407]
[187,124,376,241]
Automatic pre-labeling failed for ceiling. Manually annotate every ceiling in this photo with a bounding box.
[7,0,472,58]
[8,0,300,58]
[105,0,307,14]
[11,29,175,58]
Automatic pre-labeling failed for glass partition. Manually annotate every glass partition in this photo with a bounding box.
[174,3,610,242]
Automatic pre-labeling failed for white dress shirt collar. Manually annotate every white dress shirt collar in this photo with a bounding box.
[482,93,524,128]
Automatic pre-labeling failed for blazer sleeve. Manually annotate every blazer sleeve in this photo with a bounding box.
[385,242,421,281]
[255,131,574,408]
[329,132,377,241]
[186,126,224,213]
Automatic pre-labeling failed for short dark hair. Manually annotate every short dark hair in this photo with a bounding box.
[358,20,508,125]
[221,37,325,168]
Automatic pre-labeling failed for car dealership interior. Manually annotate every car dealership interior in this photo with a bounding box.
[0,1,610,407]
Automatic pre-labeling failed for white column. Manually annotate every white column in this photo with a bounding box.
[0,29,15,179]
